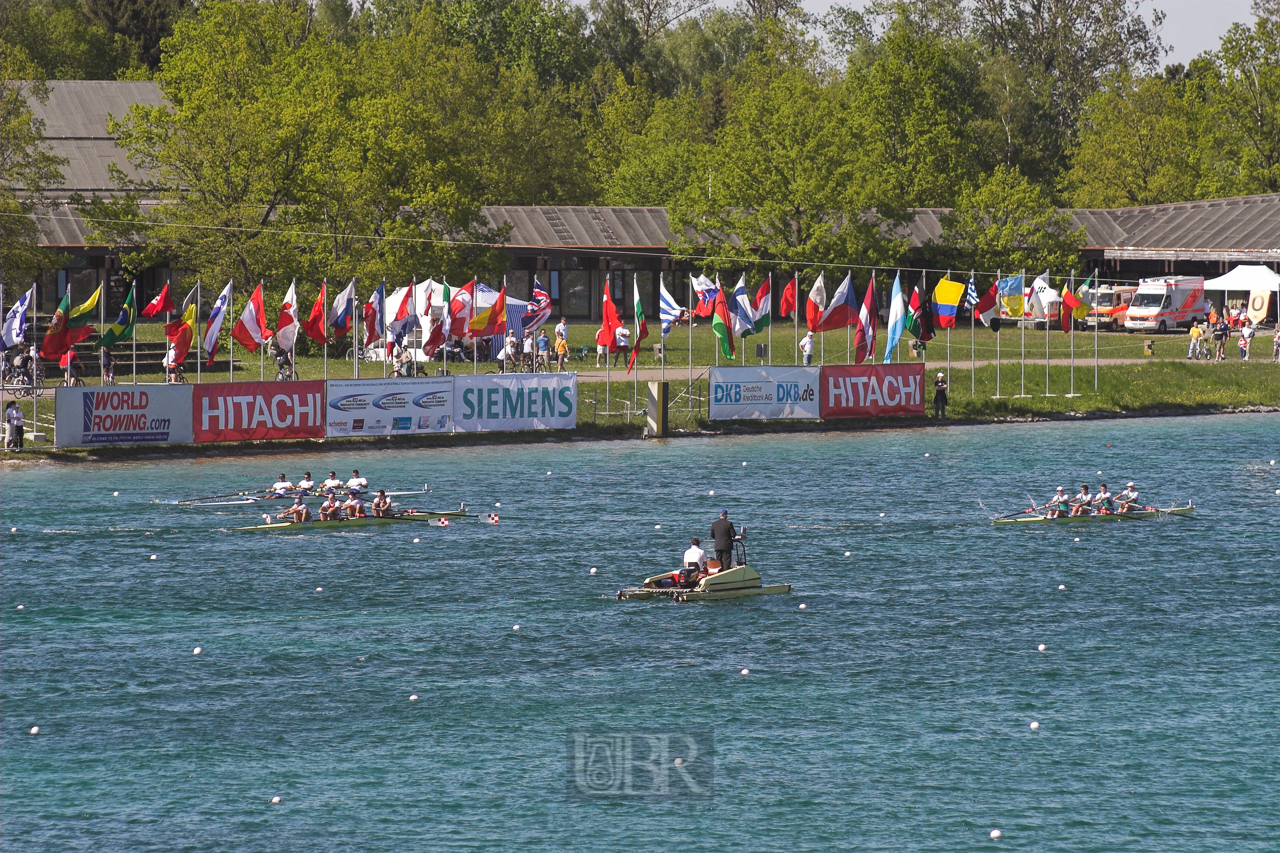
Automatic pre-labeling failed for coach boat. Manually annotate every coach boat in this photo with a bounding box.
[616,539,791,602]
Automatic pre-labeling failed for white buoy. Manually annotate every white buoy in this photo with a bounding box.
[844,551,851,557]
[315,587,323,592]
[740,668,749,675]
[29,726,39,735]
[17,604,24,610]
[193,647,202,655]
[1275,489,1280,495]
[1037,644,1046,652]
[924,453,930,457]
[512,625,519,631]
[990,829,1002,839]
[495,502,501,507]
[879,512,885,517]
[654,524,661,529]
[673,757,684,766]
[1271,460,1276,465]
[271,796,281,804]
[709,490,714,495]
[742,461,747,466]
[1073,537,1080,542]
[9,527,15,533]
[113,491,120,496]
[547,471,552,475]
[409,694,419,702]
[1058,584,1066,590]
[1030,721,1040,730]
[1097,470,1102,475]
[150,555,157,560]
[413,538,420,543]
[590,568,597,575]
[798,603,806,610]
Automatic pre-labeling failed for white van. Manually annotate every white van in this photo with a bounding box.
[1124,276,1206,333]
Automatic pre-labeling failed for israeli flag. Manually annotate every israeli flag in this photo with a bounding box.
[2,285,34,349]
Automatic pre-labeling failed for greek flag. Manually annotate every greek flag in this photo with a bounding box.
[965,273,979,308]
[659,279,682,337]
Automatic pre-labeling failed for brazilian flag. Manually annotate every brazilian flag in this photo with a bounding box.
[98,285,137,349]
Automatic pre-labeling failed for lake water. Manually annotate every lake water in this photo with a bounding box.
[2,413,1278,851]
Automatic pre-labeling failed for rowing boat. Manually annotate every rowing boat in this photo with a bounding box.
[164,488,431,507]
[993,502,1195,525]
[232,507,472,532]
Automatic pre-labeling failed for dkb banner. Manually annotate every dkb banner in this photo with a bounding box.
[452,373,577,432]
[708,366,821,420]
[192,381,326,442]
[819,364,926,418]
[325,378,454,437]
[55,385,194,447]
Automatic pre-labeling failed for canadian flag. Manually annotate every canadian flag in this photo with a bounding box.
[275,279,299,351]
[231,281,271,353]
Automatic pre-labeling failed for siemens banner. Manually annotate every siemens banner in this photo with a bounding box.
[819,364,926,418]
[708,367,821,420]
[55,385,194,447]
[326,378,453,437]
[193,381,326,442]
[453,373,577,432]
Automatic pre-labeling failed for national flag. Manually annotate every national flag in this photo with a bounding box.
[524,285,552,333]
[2,285,34,349]
[422,283,450,357]
[710,287,736,359]
[805,272,826,332]
[271,279,298,352]
[779,275,797,318]
[140,281,174,318]
[163,303,198,364]
[811,273,858,332]
[1059,273,1093,332]
[854,273,878,363]
[447,280,475,338]
[97,283,137,349]
[997,273,1025,319]
[931,276,966,329]
[905,274,935,342]
[659,278,681,337]
[1028,272,1059,321]
[202,281,233,365]
[388,280,419,344]
[974,280,999,327]
[231,281,271,353]
[627,277,649,374]
[752,277,772,331]
[882,273,906,363]
[597,282,623,351]
[300,280,327,344]
[730,274,758,338]
[330,278,358,336]
[363,280,386,347]
[691,274,718,317]
[39,286,100,359]
[965,273,980,309]
[468,285,505,338]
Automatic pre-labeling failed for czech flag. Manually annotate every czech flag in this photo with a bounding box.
[931,276,966,329]
[810,273,858,333]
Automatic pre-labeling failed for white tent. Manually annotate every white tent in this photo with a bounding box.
[1204,264,1279,323]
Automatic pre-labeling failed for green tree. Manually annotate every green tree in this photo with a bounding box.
[1205,12,1280,193]
[0,0,142,80]
[82,0,193,71]
[605,90,708,206]
[940,164,1084,273]
[0,42,66,286]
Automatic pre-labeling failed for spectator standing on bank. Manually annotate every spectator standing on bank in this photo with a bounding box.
[1272,326,1280,362]
[5,401,24,451]
[1186,321,1204,359]
[555,317,568,346]
[933,372,948,419]
[1238,318,1254,360]
[555,331,569,372]
[536,329,550,371]
[613,325,630,367]
[799,331,814,366]
[1213,317,1230,361]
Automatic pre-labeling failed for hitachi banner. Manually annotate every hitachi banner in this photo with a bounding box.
[193,381,326,442]
[55,385,194,447]
[709,366,821,420]
[453,373,577,432]
[326,378,453,437]
[819,364,926,418]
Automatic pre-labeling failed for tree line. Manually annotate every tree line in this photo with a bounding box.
[1,0,1277,305]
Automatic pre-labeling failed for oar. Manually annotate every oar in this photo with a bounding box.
[171,489,263,505]
[995,502,1048,521]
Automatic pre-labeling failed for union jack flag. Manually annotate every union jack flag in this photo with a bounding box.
[692,274,718,317]
[524,285,551,332]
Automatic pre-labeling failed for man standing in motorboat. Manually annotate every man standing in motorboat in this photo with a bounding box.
[710,510,736,574]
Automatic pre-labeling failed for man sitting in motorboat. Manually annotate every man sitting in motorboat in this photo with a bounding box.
[670,537,709,588]
[276,496,312,523]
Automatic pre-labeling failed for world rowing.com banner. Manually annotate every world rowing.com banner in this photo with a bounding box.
[708,366,821,420]
[326,378,453,437]
[55,385,194,447]
[819,364,926,418]
[192,381,326,442]
[452,373,577,432]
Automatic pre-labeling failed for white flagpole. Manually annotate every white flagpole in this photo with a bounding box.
[846,269,851,365]
[229,284,235,383]
[659,272,665,386]
[436,278,442,379]
[992,270,1003,399]
[473,278,478,376]
[30,285,37,438]
[323,280,328,382]
[1094,269,1099,391]
[131,281,137,385]
[687,276,693,413]
[353,281,359,381]
[195,279,202,384]
[1043,272,1053,396]
[1015,268,1029,397]
[294,279,300,381]
[793,271,799,365]
[1066,270,1080,398]
[945,269,951,389]
[767,272,772,365]
[969,270,975,395]
[632,273,638,417]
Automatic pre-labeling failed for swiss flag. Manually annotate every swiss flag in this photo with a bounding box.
[141,281,175,318]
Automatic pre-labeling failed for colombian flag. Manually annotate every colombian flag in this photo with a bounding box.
[931,277,966,329]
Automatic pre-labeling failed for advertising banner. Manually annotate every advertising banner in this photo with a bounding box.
[325,378,454,437]
[55,385,194,447]
[192,381,326,443]
[452,373,577,432]
[708,367,821,420]
[819,364,926,418]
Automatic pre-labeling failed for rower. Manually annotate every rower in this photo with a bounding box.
[1069,483,1093,517]
[321,471,343,492]
[342,489,366,519]
[346,469,368,492]
[1116,482,1140,514]
[296,471,316,493]
[371,489,391,518]
[1046,486,1071,519]
[277,496,312,523]
[1092,483,1115,514]
[318,490,341,521]
[268,473,294,496]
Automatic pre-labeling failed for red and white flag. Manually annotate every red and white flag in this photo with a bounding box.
[231,281,271,353]
[275,278,299,351]
[854,273,878,364]
[141,281,175,318]
[808,273,858,332]
[447,280,475,338]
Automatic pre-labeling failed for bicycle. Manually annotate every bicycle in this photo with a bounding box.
[59,375,85,387]
[166,364,188,384]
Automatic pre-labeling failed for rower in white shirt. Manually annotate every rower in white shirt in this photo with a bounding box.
[296,471,316,493]
[318,491,341,520]
[346,469,368,492]
[1069,483,1094,517]
[342,490,366,519]
[1116,482,1140,514]
[276,496,312,523]
[268,473,294,496]
[321,471,344,492]
[1092,483,1115,514]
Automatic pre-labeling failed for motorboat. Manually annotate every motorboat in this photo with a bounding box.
[616,538,791,602]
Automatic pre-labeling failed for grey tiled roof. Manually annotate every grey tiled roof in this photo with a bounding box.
[481,206,675,249]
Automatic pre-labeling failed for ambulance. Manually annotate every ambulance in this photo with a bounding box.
[1123,276,1206,333]
[1085,284,1138,331]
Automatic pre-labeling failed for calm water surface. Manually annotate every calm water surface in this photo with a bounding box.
[2,414,1278,851]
